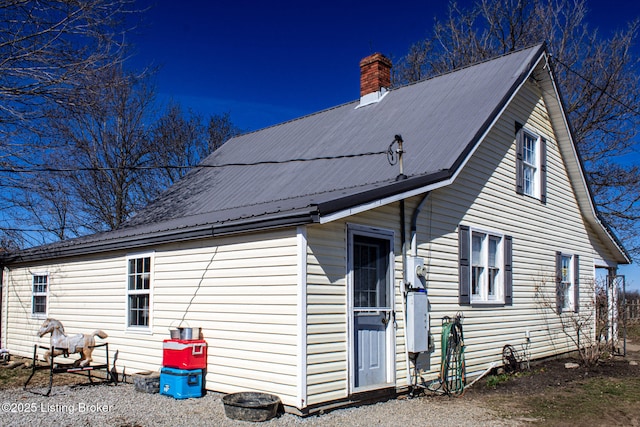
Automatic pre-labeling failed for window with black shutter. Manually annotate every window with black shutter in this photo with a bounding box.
[515,122,547,204]
[459,225,513,306]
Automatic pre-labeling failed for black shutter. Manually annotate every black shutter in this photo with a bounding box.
[555,251,563,314]
[504,235,513,306]
[459,225,471,305]
[574,254,580,313]
[540,137,547,204]
[515,122,524,195]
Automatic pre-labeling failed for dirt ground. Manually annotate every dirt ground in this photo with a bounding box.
[463,341,640,426]
[3,341,640,426]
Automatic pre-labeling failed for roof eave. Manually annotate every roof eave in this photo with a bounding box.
[317,170,452,222]
[1,209,318,266]
[540,53,631,265]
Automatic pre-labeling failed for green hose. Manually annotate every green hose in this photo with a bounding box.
[440,315,466,396]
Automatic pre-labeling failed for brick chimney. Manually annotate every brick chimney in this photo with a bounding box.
[359,53,392,106]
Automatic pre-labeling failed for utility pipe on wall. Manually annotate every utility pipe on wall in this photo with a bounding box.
[410,192,431,257]
[400,191,431,386]
[402,191,431,386]
[0,266,3,346]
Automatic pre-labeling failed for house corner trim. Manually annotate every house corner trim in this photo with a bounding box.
[296,226,308,409]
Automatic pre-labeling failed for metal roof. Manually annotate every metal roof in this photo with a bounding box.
[125,44,544,226]
[9,44,606,263]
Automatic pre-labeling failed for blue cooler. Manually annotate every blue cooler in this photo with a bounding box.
[160,367,204,399]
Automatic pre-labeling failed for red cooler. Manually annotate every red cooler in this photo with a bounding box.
[162,339,207,370]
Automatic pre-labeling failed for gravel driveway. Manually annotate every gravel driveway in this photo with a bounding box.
[0,382,521,427]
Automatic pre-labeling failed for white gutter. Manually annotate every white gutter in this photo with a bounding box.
[320,180,451,225]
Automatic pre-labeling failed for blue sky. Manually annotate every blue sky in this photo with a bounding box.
[128,0,640,289]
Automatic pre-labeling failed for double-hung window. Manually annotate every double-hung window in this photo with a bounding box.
[556,252,579,313]
[127,255,152,329]
[460,226,513,305]
[32,274,48,316]
[516,123,547,203]
[522,132,538,196]
[471,231,502,302]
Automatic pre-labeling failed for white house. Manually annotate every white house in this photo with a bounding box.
[1,44,630,415]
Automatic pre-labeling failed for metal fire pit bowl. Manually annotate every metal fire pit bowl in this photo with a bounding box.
[222,392,281,422]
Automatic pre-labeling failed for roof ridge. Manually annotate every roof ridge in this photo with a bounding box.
[225,99,359,141]
[226,44,545,143]
[391,43,545,91]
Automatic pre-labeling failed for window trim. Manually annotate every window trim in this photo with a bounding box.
[516,122,547,204]
[471,228,504,303]
[555,252,579,314]
[459,225,513,306]
[126,252,154,332]
[31,272,49,318]
[522,131,539,197]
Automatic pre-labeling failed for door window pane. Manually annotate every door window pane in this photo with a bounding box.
[354,235,389,308]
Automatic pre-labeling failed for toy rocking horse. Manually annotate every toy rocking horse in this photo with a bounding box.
[38,318,108,367]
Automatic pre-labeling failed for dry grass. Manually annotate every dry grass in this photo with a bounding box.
[0,356,99,390]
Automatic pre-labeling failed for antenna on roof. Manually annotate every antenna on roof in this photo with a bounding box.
[387,134,407,180]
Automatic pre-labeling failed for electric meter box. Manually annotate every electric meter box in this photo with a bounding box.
[406,291,429,353]
[406,256,427,289]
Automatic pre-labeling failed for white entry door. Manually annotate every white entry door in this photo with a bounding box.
[350,230,394,390]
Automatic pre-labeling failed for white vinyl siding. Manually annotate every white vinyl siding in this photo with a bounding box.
[306,205,404,405]
[2,229,301,408]
[408,78,602,380]
[305,222,348,404]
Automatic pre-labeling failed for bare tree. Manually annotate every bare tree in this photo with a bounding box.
[0,0,136,131]
[9,167,77,245]
[0,1,242,246]
[45,66,156,233]
[394,0,640,256]
[26,87,243,238]
[535,273,607,366]
[149,104,241,195]
[149,103,207,190]
[207,112,240,154]
[0,0,140,243]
